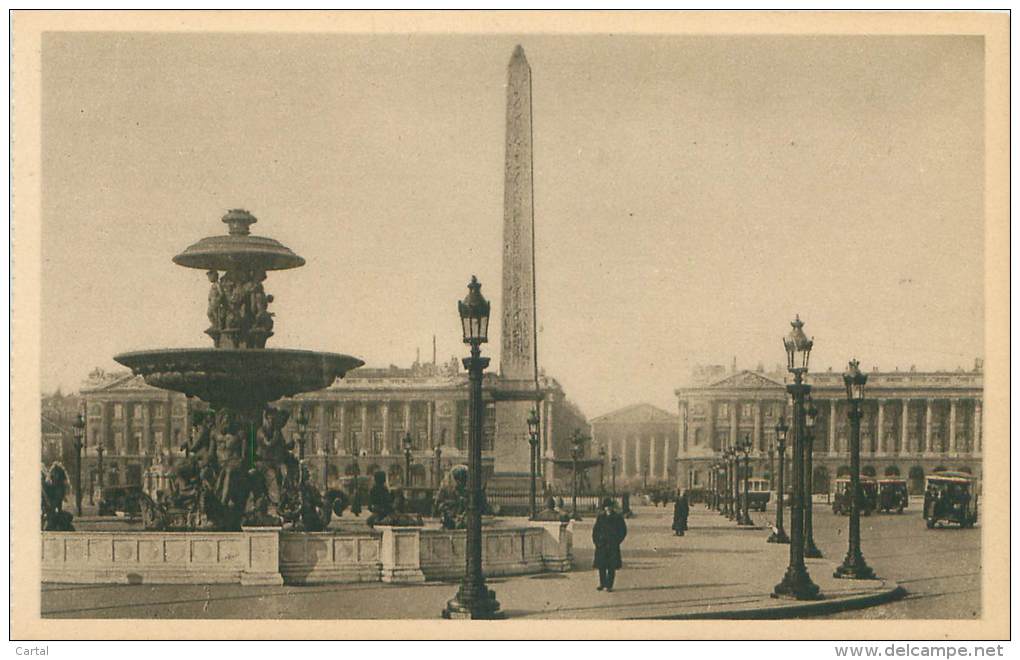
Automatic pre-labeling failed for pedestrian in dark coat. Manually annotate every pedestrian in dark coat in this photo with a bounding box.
[592,497,627,592]
[672,488,689,536]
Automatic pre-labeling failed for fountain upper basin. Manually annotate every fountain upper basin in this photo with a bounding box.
[114,348,364,406]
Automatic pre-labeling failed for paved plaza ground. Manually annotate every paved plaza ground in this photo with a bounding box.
[41,503,956,620]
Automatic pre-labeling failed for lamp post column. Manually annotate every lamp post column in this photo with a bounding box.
[773,375,820,599]
[443,276,501,620]
[740,443,752,526]
[835,360,877,580]
[803,398,822,558]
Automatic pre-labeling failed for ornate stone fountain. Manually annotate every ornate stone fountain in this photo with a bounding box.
[114,209,363,531]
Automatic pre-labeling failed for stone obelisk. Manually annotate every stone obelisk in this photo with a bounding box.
[493,45,542,481]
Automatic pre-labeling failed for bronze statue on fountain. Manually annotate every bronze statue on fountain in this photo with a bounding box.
[116,209,363,532]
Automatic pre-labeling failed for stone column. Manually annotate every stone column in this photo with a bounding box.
[360,404,370,454]
[900,399,910,455]
[924,399,933,455]
[829,399,837,455]
[662,434,669,479]
[318,403,330,456]
[545,398,555,459]
[876,400,885,455]
[141,402,152,457]
[948,399,958,454]
[403,401,413,447]
[621,435,629,477]
[649,435,657,480]
[729,400,738,448]
[337,405,347,455]
[426,401,434,447]
[974,400,982,455]
[102,401,111,454]
[753,401,763,452]
[705,401,716,452]
[381,402,391,455]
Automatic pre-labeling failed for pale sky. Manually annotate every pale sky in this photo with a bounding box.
[40,34,984,418]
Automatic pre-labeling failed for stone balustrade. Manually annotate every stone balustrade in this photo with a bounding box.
[41,521,574,586]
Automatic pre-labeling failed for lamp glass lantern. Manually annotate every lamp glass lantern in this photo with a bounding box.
[843,359,867,402]
[458,275,490,344]
[527,408,540,441]
[805,397,818,429]
[73,412,86,445]
[403,433,413,453]
[783,315,813,373]
[775,416,788,445]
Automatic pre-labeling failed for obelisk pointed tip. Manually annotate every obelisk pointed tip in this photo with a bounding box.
[510,44,528,65]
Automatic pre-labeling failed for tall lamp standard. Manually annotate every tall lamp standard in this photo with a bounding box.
[738,435,753,526]
[768,443,776,493]
[96,434,105,505]
[72,410,86,517]
[403,433,414,487]
[772,315,821,600]
[724,448,735,519]
[570,429,586,521]
[432,445,443,489]
[834,359,877,580]
[611,456,618,498]
[732,446,742,524]
[803,396,822,558]
[443,276,502,619]
[767,417,790,543]
[527,408,540,519]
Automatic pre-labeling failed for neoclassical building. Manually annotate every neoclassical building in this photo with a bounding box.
[590,404,680,490]
[77,359,581,491]
[675,362,984,494]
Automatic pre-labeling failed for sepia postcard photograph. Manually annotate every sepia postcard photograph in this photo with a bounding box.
[9,9,1011,643]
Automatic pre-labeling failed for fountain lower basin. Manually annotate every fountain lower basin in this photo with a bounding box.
[114,348,364,406]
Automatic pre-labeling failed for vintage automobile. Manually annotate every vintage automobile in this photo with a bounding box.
[923,472,978,529]
[97,484,143,517]
[831,477,877,516]
[744,477,772,511]
[877,478,909,513]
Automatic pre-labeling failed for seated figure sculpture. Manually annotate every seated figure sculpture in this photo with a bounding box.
[433,464,491,530]
[365,471,422,528]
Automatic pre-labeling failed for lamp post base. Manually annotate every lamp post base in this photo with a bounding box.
[804,539,823,558]
[833,551,876,580]
[767,529,790,544]
[738,513,754,526]
[442,589,503,620]
[772,564,822,601]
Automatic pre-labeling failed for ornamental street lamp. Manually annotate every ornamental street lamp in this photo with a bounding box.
[443,276,502,619]
[432,445,443,489]
[767,416,790,544]
[768,444,776,492]
[803,395,822,558]
[834,359,877,580]
[720,451,730,517]
[738,434,753,526]
[725,448,736,520]
[527,408,540,519]
[96,439,105,503]
[710,463,719,510]
[732,446,742,524]
[772,315,821,600]
[403,433,413,487]
[72,410,86,517]
[570,429,586,521]
[611,455,618,498]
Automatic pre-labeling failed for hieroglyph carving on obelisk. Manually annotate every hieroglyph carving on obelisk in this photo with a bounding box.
[501,45,537,382]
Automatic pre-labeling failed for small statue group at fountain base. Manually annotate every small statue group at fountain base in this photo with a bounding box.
[432,465,492,530]
[139,406,352,533]
[365,471,423,528]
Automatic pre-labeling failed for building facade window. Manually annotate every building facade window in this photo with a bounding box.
[154,404,165,419]
[113,404,123,420]
[742,403,753,418]
[133,404,143,420]
[717,403,729,419]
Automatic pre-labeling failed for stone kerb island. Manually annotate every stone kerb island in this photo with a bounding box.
[42,520,573,586]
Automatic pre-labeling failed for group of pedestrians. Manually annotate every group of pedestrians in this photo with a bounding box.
[590,488,691,592]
